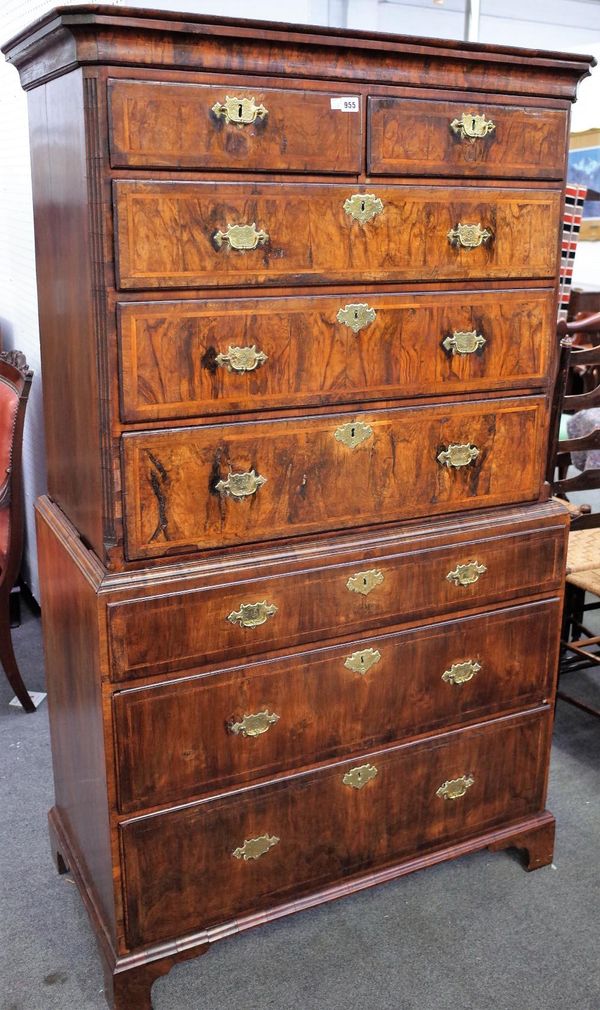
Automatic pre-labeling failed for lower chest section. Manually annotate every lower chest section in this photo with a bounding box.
[100,505,566,950]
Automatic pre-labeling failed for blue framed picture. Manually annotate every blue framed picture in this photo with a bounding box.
[569,129,600,239]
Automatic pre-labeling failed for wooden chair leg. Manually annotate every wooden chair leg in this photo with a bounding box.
[0,598,35,712]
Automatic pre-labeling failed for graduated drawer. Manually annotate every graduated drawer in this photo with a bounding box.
[117,288,554,422]
[108,79,362,173]
[114,599,560,812]
[122,396,547,560]
[113,181,561,290]
[120,707,550,946]
[108,522,565,682]
[368,97,567,179]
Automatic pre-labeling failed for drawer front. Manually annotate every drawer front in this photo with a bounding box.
[368,97,567,179]
[108,79,362,173]
[118,288,554,422]
[108,522,565,682]
[121,708,550,946]
[122,397,547,560]
[113,181,561,290]
[114,599,559,812]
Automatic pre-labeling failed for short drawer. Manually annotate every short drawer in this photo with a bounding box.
[113,181,561,290]
[117,288,554,422]
[368,97,567,179]
[108,519,566,682]
[114,599,560,812]
[121,396,547,560]
[108,79,362,174]
[120,708,550,946]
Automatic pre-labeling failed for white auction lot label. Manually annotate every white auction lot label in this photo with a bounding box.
[330,96,360,112]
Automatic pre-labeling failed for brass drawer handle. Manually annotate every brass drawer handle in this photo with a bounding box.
[335,420,373,449]
[233,834,279,861]
[214,222,269,251]
[442,330,486,356]
[448,223,492,249]
[229,709,280,738]
[450,112,496,141]
[446,561,487,587]
[437,443,479,468]
[227,601,278,628]
[343,763,378,790]
[442,660,481,685]
[436,774,475,800]
[212,95,268,126]
[216,469,266,499]
[337,303,377,333]
[215,345,268,373]
[344,647,381,675]
[346,569,384,596]
[343,193,384,224]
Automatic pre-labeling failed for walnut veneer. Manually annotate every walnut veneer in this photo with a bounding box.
[4,7,594,1009]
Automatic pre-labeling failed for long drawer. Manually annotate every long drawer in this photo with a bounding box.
[108,519,565,682]
[120,708,551,947]
[117,288,554,422]
[113,181,561,290]
[367,97,567,179]
[121,396,547,560]
[114,599,559,812]
[108,79,363,173]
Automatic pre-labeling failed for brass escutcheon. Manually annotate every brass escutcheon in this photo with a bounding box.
[335,420,373,449]
[215,345,268,373]
[442,660,482,686]
[229,709,280,738]
[446,561,487,587]
[448,223,493,249]
[214,223,269,251]
[227,601,278,628]
[343,763,378,790]
[442,330,486,356]
[450,112,496,141]
[216,469,266,499]
[344,647,382,675]
[232,834,279,861]
[437,443,479,468]
[343,193,384,224]
[212,95,268,125]
[346,569,384,596]
[436,774,475,801]
[337,303,377,333]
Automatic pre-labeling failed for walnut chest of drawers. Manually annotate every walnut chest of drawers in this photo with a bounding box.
[4,7,594,1009]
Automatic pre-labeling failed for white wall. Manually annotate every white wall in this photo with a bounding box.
[0,1,58,599]
[480,0,600,50]
[1,0,600,598]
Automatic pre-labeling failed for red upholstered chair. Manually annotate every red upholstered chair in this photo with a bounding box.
[0,351,34,712]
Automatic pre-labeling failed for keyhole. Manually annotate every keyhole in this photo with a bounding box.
[470,116,477,131]
[360,654,365,668]
[237,103,243,119]
[360,200,366,213]
[354,309,359,321]
[362,576,368,588]
[351,426,356,439]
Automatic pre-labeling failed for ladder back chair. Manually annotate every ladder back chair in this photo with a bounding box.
[550,316,600,716]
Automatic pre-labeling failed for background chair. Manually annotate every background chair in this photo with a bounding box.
[0,350,34,712]
[549,321,600,717]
